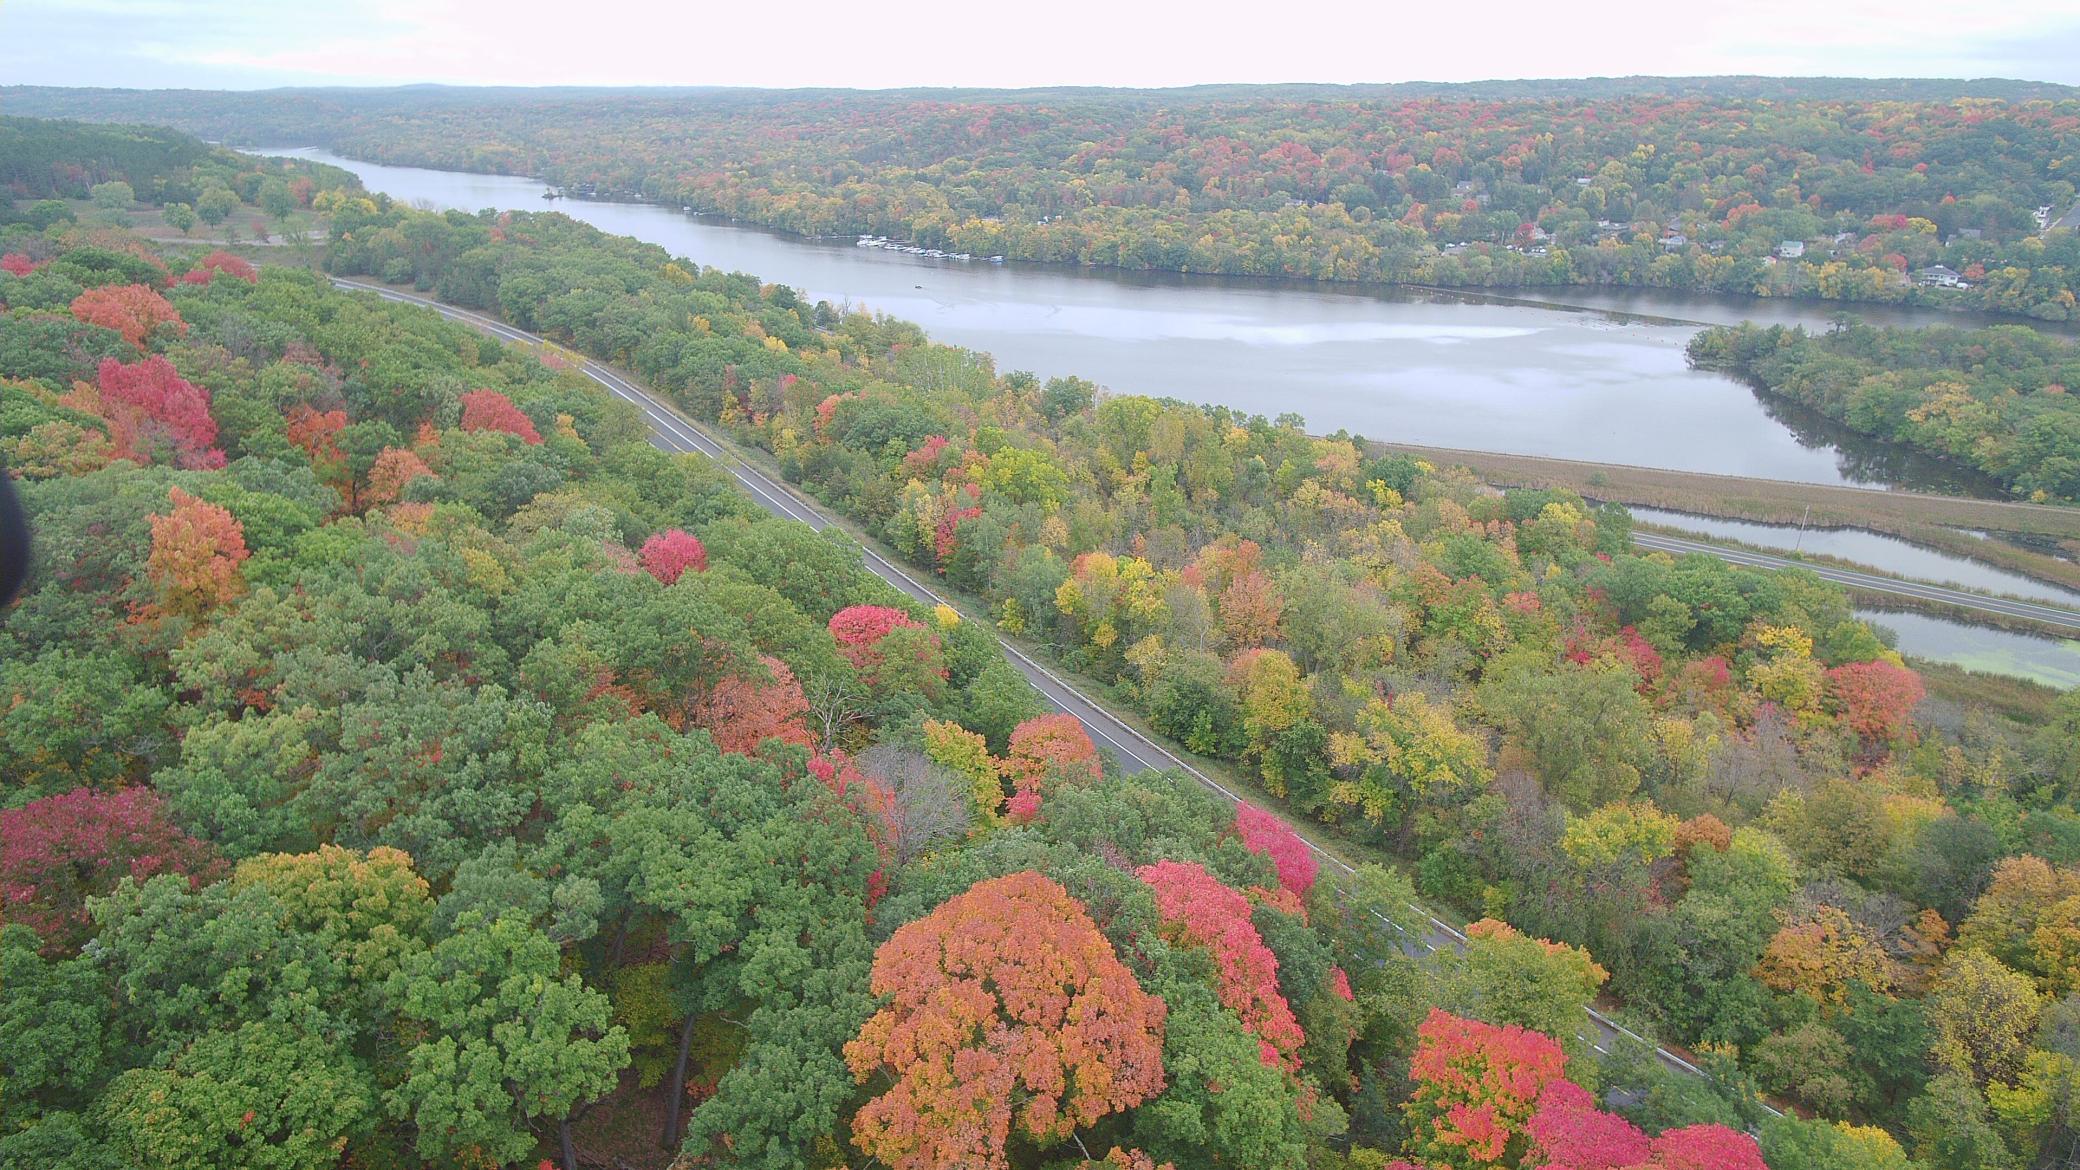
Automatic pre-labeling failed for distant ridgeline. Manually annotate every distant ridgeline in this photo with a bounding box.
[6,78,2080,317]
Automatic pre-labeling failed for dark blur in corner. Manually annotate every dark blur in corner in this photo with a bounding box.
[0,462,28,608]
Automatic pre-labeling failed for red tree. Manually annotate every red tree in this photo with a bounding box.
[0,787,222,955]
[828,604,944,692]
[1825,659,1925,747]
[1001,713,1102,797]
[1403,1009,1570,1169]
[1525,1080,1651,1170]
[845,871,1167,1170]
[146,486,249,616]
[70,283,186,349]
[639,528,708,584]
[694,656,814,756]
[1647,1125,1767,1170]
[1236,803,1318,897]
[829,604,921,662]
[93,355,224,468]
[196,250,259,283]
[0,253,37,277]
[458,388,543,444]
[1136,859,1304,1066]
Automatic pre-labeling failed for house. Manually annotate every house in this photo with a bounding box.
[1916,265,1966,288]
[1661,233,1688,251]
[1954,227,1984,241]
[1776,240,1806,259]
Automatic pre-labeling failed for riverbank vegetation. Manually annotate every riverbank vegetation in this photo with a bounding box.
[1691,320,2080,502]
[10,79,2080,318]
[294,181,2080,1164]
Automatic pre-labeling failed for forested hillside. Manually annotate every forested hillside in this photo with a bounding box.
[9,82,2080,317]
[1690,319,2080,501]
[6,121,2080,1169]
[309,188,2080,1165]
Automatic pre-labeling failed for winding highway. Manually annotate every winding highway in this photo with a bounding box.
[331,276,1773,1104]
[1631,531,2080,632]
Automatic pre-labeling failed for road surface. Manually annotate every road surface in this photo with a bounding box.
[1632,531,2080,632]
[330,277,1771,1101]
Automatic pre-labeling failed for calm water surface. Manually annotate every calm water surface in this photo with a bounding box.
[1630,507,2080,608]
[265,148,2003,493]
[1856,610,2080,689]
[265,150,2078,685]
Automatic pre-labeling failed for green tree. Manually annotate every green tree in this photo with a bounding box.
[383,912,628,1166]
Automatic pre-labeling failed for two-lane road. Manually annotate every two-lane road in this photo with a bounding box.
[330,277,1770,1101]
[1631,531,2080,632]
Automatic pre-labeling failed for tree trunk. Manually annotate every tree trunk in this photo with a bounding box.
[560,1117,579,1170]
[660,1009,699,1150]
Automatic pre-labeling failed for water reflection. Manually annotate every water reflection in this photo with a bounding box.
[1857,609,2080,689]
[1631,507,2080,607]
[263,147,2026,494]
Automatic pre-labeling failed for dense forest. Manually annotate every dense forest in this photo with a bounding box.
[1689,319,2080,501]
[6,119,2080,1169]
[9,81,2080,317]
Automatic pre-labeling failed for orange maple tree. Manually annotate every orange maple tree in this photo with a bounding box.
[693,655,814,756]
[146,487,250,617]
[1000,713,1102,797]
[845,871,1168,1170]
[70,284,185,349]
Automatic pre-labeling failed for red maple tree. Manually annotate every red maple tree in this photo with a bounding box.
[845,871,1167,1170]
[639,528,708,584]
[1236,802,1318,897]
[91,355,224,468]
[1403,1008,1569,1169]
[1825,658,1925,747]
[458,388,543,444]
[1136,859,1304,1066]
[0,787,223,955]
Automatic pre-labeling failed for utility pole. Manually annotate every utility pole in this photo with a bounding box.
[1793,503,1811,554]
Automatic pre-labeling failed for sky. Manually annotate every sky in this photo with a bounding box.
[6,0,2080,91]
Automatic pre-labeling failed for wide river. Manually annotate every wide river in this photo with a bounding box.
[262,149,2080,686]
[267,147,2029,493]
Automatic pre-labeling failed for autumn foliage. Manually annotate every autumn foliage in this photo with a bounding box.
[1403,1008,1569,1168]
[845,871,1167,1170]
[638,528,708,584]
[0,787,222,955]
[1236,802,1318,897]
[70,284,185,349]
[146,486,250,616]
[458,388,543,444]
[1000,713,1103,797]
[1824,659,1925,748]
[365,446,437,506]
[1136,859,1304,1066]
[694,656,814,756]
[90,355,224,468]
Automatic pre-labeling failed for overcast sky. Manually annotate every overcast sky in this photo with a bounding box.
[6,0,2080,90]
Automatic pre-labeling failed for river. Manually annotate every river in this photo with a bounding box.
[260,148,2080,686]
[265,147,2010,494]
